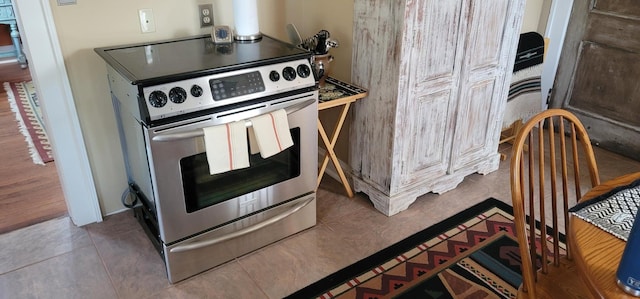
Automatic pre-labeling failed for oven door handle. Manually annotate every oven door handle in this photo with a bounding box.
[169,196,314,253]
[152,98,316,142]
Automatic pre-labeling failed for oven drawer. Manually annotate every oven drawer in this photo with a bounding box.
[162,193,316,283]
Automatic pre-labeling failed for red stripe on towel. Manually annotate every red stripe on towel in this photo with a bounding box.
[225,123,233,169]
[269,113,283,151]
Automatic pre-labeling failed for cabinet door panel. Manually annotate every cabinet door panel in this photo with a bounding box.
[398,0,464,187]
[451,79,496,169]
[402,91,452,185]
[408,0,463,83]
[450,0,512,171]
[466,0,510,70]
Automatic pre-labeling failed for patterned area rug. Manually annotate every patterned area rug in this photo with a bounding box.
[4,81,53,165]
[286,198,562,299]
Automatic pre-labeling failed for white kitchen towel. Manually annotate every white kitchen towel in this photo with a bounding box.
[249,109,293,158]
[247,126,260,155]
[203,121,250,175]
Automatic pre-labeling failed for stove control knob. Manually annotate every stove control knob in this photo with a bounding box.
[297,64,311,78]
[148,91,168,108]
[282,66,297,81]
[269,70,280,82]
[190,85,203,97]
[169,87,187,104]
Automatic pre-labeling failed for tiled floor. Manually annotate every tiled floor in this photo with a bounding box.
[1,146,639,298]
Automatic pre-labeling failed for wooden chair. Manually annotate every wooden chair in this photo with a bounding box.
[510,109,600,298]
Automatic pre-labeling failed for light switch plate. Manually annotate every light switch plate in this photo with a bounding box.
[57,0,77,5]
[138,9,156,33]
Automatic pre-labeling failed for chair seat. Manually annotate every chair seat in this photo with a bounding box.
[517,257,591,299]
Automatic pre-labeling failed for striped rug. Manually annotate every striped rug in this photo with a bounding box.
[4,81,53,164]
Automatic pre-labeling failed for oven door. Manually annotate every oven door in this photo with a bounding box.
[146,91,317,244]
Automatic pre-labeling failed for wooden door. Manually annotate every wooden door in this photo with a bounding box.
[552,1,640,158]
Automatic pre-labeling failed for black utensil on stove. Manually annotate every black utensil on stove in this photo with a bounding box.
[314,30,330,54]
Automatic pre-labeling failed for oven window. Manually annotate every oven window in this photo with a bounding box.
[180,127,301,213]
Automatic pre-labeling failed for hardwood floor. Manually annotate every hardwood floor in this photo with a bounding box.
[0,60,67,235]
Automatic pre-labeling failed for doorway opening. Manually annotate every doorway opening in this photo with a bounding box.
[0,26,67,234]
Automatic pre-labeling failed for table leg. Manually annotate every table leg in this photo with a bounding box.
[9,23,27,69]
[317,102,354,197]
[317,121,332,185]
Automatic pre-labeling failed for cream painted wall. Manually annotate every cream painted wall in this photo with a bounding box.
[521,0,544,33]
[282,0,354,162]
[283,0,353,82]
[48,0,543,215]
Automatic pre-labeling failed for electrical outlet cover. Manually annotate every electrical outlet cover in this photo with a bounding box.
[139,9,156,33]
[199,4,214,28]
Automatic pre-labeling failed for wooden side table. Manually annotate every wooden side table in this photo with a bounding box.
[0,0,27,68]
[317,77,367,197]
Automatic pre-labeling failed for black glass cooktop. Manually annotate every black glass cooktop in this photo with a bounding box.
[95,35,311,86]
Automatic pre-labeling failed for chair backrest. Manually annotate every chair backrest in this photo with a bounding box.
[510,109,600,297]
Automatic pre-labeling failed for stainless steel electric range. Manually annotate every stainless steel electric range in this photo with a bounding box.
[95,35,318,283]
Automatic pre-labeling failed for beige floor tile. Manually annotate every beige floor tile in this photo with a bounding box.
[592,147,640,181]
[236,222,366,298]
[149,261,266,299]
[0,245,117,298]
[86,210,143,244]
[315,183,370,224]
[93,225,170,298]
[0,216,92,275]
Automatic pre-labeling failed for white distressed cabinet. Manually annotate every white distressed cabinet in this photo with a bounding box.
[349,0,525,216]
